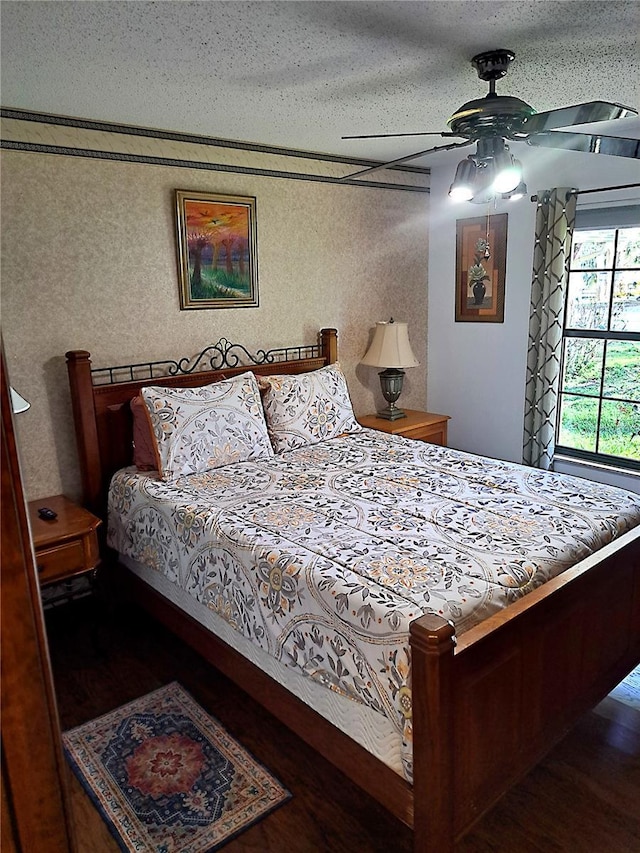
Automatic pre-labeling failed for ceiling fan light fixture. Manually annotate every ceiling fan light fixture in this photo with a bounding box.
[448,158,477,201]
[503,179,528,201]
[491,154,522,193]
[475,158,496,188]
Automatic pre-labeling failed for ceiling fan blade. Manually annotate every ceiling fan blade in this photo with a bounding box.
[339,140,473,181]
[521,101,638,134]
[342,131,461,140]
[527,130,640,159]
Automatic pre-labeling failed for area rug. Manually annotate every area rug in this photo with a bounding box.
[607,665,640,711]
[63,682,290,852]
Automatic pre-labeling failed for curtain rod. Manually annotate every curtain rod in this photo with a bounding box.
[530,183,640,202]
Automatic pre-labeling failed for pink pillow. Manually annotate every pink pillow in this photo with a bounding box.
[130,395,158,471]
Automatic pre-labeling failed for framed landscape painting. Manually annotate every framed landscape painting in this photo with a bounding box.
[175,190,259,309]
[455,213,507,322]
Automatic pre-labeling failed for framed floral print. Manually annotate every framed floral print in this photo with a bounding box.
[455,213,507,322]
[175,190,259,309]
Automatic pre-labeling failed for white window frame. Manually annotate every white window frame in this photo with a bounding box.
[556,204,640,473]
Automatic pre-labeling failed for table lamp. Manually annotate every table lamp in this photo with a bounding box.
[361,319,419,420]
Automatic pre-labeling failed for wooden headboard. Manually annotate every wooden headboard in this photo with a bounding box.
[66,328,338,518]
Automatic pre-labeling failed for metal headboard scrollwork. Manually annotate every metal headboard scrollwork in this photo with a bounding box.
[66,329,337,515]
[90,338,322,385]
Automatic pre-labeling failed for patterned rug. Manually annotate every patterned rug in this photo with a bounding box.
[63,682,290,852]
[608,665,640,711]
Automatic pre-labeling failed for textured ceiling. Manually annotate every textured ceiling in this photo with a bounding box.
[2,1,640,167]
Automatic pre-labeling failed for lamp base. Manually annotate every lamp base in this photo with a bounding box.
[376,406,407,421]
[377,368,407,420]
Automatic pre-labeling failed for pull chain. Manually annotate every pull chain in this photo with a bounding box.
[483,202,492,260]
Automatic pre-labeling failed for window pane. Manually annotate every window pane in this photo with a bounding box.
[611,271,640,332]
[561,338,604,394]
[598,400,640,461]
[560,221,640,471]
[571,229,615,270]
[615,226,640,268]
[565,271,611,329]
[603,340,640,400]
[558,395,598,452]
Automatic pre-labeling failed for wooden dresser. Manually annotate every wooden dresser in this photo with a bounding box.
[1,348,76,850]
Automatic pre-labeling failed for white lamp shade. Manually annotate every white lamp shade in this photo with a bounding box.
[361,321,419,369]
[10,387,30,414]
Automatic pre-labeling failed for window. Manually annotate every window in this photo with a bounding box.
[557,207,640,471]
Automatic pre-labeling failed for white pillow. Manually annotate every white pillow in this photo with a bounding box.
[259,363,361,453]
[141,371,273,481]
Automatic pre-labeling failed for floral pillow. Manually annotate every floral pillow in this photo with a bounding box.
[259,362,361,453]
[140,371,273,481]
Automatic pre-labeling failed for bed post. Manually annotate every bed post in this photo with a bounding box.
[65,350,102,514]
[320,327,338,364]
[410,614,456,853]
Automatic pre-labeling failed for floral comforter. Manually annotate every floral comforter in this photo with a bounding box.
[107,429,640,781]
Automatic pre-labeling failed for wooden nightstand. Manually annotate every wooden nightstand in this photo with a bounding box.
[28,495,101,587]
[359,410,450,446]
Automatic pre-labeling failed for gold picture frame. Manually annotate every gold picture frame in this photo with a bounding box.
[175,190,259,310]
[455,213,507,323]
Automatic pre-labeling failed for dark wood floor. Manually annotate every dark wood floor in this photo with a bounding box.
[46,594,640,853]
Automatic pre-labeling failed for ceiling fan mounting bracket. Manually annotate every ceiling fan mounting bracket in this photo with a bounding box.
[447,50,534,139]
[472,49,516,82]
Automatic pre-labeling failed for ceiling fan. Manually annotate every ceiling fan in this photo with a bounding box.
[340,49,640,197]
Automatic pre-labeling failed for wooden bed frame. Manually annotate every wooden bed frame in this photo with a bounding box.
[66,328,640,853]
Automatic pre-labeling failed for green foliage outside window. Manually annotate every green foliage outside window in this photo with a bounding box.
[558,225,640,468]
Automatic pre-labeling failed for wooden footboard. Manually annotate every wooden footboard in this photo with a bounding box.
[410,528,640,852]
[119,527,640,853]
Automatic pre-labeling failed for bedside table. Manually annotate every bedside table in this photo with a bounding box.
[28,495,101,587]
[359,410,450,446]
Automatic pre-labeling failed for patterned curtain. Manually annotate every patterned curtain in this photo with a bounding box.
[523,188,577,469]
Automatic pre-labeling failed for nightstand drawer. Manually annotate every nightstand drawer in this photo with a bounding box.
[404,425,446,445]
[359,410,450,446]
[29,495,102,590]
[36,540,86,583]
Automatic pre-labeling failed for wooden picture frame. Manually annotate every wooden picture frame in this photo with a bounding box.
[175,190,259,310]
[455,213,507,323]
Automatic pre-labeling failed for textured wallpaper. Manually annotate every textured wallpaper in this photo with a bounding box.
[1,119,429,501]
